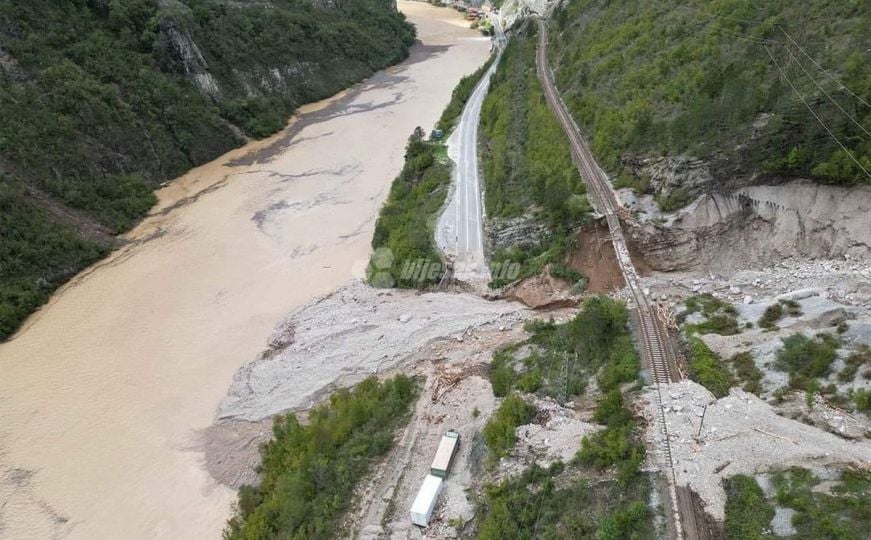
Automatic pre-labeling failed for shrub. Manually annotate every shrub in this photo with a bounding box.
[483,394,536,457]
[759,302,784,330]
[728,351,764,394]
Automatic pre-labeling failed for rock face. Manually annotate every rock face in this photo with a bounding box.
[486,214,552,252]
[627,180,871,272]
[157,19,221,99]
[627,155,715,202]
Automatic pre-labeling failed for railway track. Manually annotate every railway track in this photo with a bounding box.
[534,19,704,540]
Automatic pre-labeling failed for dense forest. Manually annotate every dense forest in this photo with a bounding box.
[550,0,870,192]
[0,0,415,340]
[479,24,591,287]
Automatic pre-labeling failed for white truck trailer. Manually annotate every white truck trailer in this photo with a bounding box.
[410,474,443,527]
[430,430,460,478]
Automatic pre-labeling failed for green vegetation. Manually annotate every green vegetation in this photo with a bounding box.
[724,468,871,539]
[775,333,839,389]
[0,183,109,338]
[368,51,496,289]
[482,393,536,458]
[479,24,591,287]
[759,299,803,330]
[838,345,870,383]
[772,467,870,539]
[681,293,740,336]
[723,475,775,539]
[224,375,418,540]
[487,296,638,402]
[475,295,653,538]
[368,129,451,288]
[474,461,654,539]
[551,0,871,191]
[728,351,764,394]
[686,337,734,397]
[0,0,415,340]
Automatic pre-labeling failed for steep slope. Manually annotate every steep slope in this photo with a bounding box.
[0,0,414,339]
[548,0,870,205]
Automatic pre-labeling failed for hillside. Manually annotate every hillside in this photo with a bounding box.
[548,0,870,207]
[480,23,590,287]
[0,0,414,339]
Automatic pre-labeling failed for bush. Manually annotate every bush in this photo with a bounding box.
[480,26,591,286]
[483,394,536,457]
[759,302,784,330]
[728,351,764,394]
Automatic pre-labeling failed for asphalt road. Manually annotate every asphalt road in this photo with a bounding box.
[437,49,501,283]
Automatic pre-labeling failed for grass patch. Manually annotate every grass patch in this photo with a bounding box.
[839,345,871,383]
[686,337,734,398]
[772,467,870,539]
[775,333,839,390]
[474,462,654,539]
[727,351,764,394]
[224,375,419,540]
[759,299,803,330]
[681,293,740,336]
[723,475,775,539]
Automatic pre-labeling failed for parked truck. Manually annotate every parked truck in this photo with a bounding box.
[410,474,443,527]
[430,430,460,478]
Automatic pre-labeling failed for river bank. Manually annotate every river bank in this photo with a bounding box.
[0,3,491,538]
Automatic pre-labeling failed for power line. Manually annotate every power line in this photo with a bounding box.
[781,43,871,139]
[777,25,871,109]
[765,45,871,180]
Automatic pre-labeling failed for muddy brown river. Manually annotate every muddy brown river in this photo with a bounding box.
[0,4,489,538]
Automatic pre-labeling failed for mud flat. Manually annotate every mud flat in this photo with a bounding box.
[0,4,491,539]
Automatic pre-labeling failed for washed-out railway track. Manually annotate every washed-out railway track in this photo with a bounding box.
[535,19,708,540]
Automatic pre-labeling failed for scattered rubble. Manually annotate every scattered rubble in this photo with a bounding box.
[643,380,871,522]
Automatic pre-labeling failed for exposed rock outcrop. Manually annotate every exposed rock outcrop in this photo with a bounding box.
[485,213,552,252]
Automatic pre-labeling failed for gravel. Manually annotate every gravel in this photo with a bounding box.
[642,380,871,521]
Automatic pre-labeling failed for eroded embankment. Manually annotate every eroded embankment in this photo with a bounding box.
[626,180,871,273]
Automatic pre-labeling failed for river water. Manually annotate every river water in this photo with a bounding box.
[0,4,489,538]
